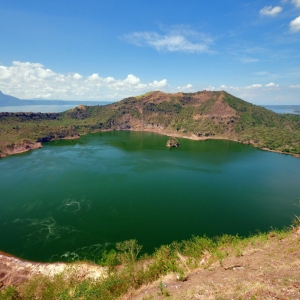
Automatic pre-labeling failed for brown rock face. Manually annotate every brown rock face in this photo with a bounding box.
[5,141,42,157]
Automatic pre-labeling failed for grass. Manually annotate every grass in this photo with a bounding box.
[0,223,298,300]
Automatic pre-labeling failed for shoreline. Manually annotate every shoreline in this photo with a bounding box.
[1,226,299,294]
[0,252,106,287]
[0,135,80,159]
[1,128,299,159]
[1,141,42,158]
[129,127,300,158]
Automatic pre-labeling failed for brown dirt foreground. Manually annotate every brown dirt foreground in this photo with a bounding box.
[122,228,300,300]
[0,253,106,288]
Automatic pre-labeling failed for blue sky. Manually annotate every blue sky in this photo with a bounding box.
[0,0,300,104]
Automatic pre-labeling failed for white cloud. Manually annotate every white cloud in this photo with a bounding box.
[149,79,168,88]
[73,73,83,80]
[186,84,193,89]
[290,16,300,32]
[220,83,280,92]
[259,6,283,16]
[87,73,101,81]
[204,86,215,91]
[292,0,300,7]
[289,84,300,88]
[124,74,140,85]
[0,61,167,100]
[221,83,268,91]
[265,82,279,87]
[246,84,263,88]
[123,28,213,53]
[177,83,193,91]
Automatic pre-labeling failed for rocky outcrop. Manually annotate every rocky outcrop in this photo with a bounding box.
[36,131,80,143]
[0,132,81,159]
[66,105,90,119]
[166,137,180,148]
[2,141,42,158]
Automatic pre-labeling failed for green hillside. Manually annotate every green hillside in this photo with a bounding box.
[1,90,300,157]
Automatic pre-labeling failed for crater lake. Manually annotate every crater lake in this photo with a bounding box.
[0,131,300,262]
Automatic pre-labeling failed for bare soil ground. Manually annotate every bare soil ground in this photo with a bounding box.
[122,228,300,300]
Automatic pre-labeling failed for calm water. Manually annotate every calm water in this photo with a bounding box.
[0,131,300,262]
[0,105,80,113]
[262,105,300,115]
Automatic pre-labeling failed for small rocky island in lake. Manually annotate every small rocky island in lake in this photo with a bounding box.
[166,137,180,148]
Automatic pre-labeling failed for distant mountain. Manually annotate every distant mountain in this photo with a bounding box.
[0,90,111,106]
[0,90,22,105]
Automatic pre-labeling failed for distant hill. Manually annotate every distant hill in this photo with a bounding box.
[1,90,300,158]
[0,90,21,105]
[0,90,111,106]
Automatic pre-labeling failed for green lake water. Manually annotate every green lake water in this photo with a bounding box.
[0,131,300,262]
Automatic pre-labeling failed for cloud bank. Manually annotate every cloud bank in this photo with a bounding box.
[0,61,167,100]
[0,62,298,105]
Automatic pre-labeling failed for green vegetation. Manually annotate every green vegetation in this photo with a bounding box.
[1,90,300,157]
[0,225,296,300]
[223,94,300,154]
[134,91,155,99]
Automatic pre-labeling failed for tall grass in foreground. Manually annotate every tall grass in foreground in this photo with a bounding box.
[0,224,296,300]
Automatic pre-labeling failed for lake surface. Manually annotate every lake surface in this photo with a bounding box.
[0,131,300,262]
[0,105,81,113]
[262,105,300,115]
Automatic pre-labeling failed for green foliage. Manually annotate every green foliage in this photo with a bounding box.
[115,239,142,264]
[0,286,20,300]
[98,249,119,274]
[292,215,300,228]
[180,235,215,258]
